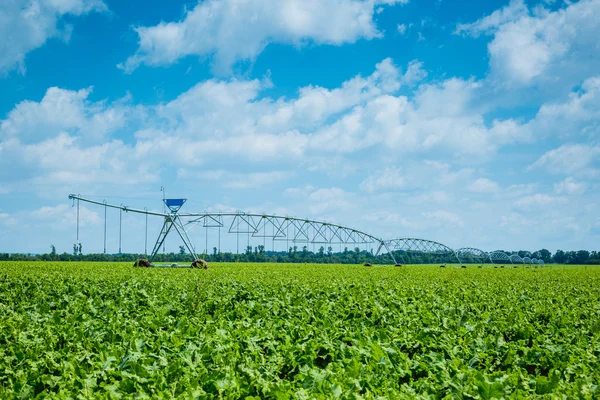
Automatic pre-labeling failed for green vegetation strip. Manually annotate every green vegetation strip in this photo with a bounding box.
[1,262,599,398]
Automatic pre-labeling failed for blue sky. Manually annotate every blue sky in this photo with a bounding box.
[1,0,599,254]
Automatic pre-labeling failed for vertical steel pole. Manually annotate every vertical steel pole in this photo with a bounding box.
[103,200,107,254]
[144,207,148,256]
[161,187,166,253]
[76,199,80,243]
[119,207,122,254]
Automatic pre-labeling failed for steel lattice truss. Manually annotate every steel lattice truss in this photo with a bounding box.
[68,194,390,260]
[184,212,381,246]
[379,238,460,264]
[67,194,548,267]
[455,247,492,264]
[509,254,523,264]
[489,251,512,264]
[383,238,454,254]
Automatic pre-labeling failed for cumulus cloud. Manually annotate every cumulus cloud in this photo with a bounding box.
[529,76,600,138]
[529,144,600,176]
[119,0,406,74]
[308,188,354,214]
[30,203,101,228]
[468,178,500,193]
[0,0,107,75]
[2,56,548,197]
[0,133,159,189]
[457,0,600,87]
[185,169,292,189]
[359,167,404,192]
[456,0,528,37]
[283,185,315,198]
[0,87,133,143]
[554,177,586,195]
[514,193,568,209]
[422,210,464,227]
[3,56,598,211]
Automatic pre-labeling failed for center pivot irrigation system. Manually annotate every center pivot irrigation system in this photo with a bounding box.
[68,194,545,268]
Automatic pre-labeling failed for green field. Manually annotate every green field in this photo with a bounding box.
[1,262,599,398]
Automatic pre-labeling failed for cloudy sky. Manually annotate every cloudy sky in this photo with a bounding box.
[1,0,599,254]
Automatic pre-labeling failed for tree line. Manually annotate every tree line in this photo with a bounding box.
[1,245,600,265]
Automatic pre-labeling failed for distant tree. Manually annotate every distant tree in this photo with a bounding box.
[213,247,218,256]
[50,245,56,257]
[78,243,82,255]
[518,250,530,258]
[575,250,590,264]
[179,246,186,255]
[73,244,78,256]
[537,249,552,263]
[553,250,567,264]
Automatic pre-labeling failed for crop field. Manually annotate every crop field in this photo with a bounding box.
[1,262,599,398]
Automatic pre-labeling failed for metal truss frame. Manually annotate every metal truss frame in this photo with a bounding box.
[378,238,460,265]
[67,195,391,260]
[489,251,512,265]
[67,194,549,268]
[185,212,385,246]
[509,254,523,264]
[455,247,493,265]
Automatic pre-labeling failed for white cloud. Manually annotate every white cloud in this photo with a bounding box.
[514,193,567,209]
[457,0,600,86]
[529,76,600,138]
[0,133,158,190]
[2,57,544,195]
[283,185,315,198]
[0,213,17,227]
[529,144,600,176]
[505,183,536,197]
[0,86,132,143]
[308,76,530,157]
[397,23,407,35]
[468,178,500,193]
[30,203,101,228]
[422,210,464,227]
[362,211,421,229]
[401,60,428,86]
[119,0,406,74]
[359,167,404,192]
[185,169,292,189]
[308,188,354,214]
[554,177,586,195]
[456,0,528,37]
[0,0,107,75]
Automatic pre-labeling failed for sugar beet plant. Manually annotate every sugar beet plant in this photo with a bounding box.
[1,262,599,398]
